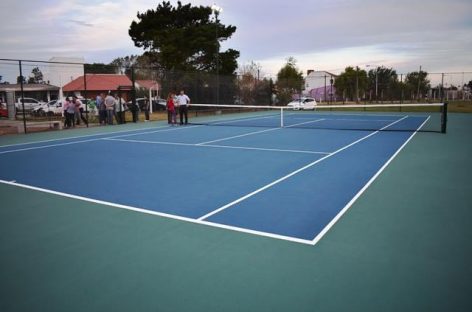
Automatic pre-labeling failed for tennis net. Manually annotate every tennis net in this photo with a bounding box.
[187,103,447,133]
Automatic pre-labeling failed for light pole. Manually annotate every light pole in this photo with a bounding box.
[366,64,379,102]
[211,4,223,104]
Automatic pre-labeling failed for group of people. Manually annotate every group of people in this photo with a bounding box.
[95,92,140,126]
[63,96,88,128]
[166,90,191,125]
[61,89,191,128]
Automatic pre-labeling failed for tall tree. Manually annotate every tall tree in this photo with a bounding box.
[334,66,367,101]
[27,67,44,84]
[276,57,304,104]
[237,62,271,105]
[405,71,430,100]
[367,66,399,101]
[84,63,116,74]
[17,75,26,84]
[129,1,239,75]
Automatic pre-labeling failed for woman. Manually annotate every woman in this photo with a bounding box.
[166,92,176,125]
[65,97,76,128]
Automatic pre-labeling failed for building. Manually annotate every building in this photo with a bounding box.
[63,75,160,110]
[44,57,85,99]
[0,83,60,103]
[304,70,338,102]
[63,74,133,100]
[136,80,160,99]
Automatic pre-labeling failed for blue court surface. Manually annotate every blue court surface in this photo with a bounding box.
[0,112,429,244]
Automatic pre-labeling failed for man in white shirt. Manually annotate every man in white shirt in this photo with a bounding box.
[104,92,115,125]
[176,90,190,125]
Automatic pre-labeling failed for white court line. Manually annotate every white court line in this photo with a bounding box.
[0,137,106,155]
[290,117,400,122]
[311,116,430,245]
[104,138,329,155]
[197,115,409,222]
[0,179,313,245]
[0,124,169,148]
[196,127,280,145]
[111,125,201,138]
[286,112,406,118]
[211,114,280,125]
[196,118,325,145]
[0,125,200,155]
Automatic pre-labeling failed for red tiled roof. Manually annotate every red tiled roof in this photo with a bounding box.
[63,74,132,92]
[136,80,159,89]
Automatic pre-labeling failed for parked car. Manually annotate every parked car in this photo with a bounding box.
[32,99,63,116]
[0,101,7,118]
[32,97,89,116]
[286,97,317,110]
[15,97,45,110]
[154,98,167,110]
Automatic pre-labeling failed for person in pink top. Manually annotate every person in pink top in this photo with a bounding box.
[166,92,176,125]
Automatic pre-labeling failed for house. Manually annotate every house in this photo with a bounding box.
[0,83,60,103]
[62,74,133,100]
[304,70,338,102]
[44,57,85,88]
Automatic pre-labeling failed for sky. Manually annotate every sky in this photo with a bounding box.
[1,0,471,83]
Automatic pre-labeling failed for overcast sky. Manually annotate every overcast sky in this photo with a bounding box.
[1,0,471,81]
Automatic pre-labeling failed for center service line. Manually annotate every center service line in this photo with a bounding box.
[197,116,408,221]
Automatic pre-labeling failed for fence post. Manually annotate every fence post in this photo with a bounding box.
[83,66,88,127]
[441,102,448,133]
[19,60,27,134]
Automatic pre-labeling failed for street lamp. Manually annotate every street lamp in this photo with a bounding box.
[366,64,379,102]
[211,4,223,104]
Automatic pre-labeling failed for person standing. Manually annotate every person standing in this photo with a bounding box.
[73,96,88,126]
[96,93,106,125]
[63,97,71,128]
[166,92,176,125]
[65,97,76,128]
[140,97,150,122]
[176,90,190,125]
[114,94,125,124]
[128,99,139,123]
[104,92,115,125]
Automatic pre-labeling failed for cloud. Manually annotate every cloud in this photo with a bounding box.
[0,0,471,80]
[70,20,94,27]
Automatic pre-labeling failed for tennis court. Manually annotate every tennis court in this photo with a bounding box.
[1,104,471,311]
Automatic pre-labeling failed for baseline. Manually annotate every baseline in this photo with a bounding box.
[0,179,313,245]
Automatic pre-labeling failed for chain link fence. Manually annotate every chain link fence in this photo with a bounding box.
[1,58,471,134]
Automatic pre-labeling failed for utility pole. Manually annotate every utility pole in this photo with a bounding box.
[375,68,378,103]
[324,74,327,103]
[417,65,422,101]
[356,66,359,103]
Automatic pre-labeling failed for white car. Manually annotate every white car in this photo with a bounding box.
[15,97,45,110]
[33,98,88,116]
[33,100,63,116]
[286,97,317,110]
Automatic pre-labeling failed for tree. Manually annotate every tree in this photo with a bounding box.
[276,57,304,105]
[236,62,271,105]
[129,1,239,75]
[84,63,116,74]
[27,67,45,84]
[17,75,26,84]
[404,71,430,100]
[334,66,367,102]
[367,66,399,102]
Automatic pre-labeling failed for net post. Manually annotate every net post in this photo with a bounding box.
[280,107,284,127]
[441,102,448,133]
